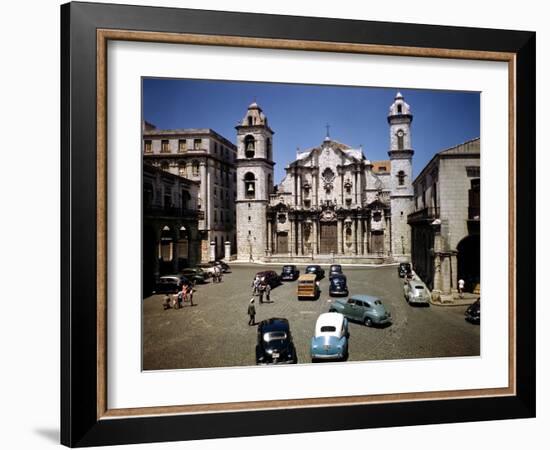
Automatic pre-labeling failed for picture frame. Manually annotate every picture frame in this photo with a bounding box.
[61,1,535,447]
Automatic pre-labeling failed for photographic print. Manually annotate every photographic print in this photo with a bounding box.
[141,79,481,371]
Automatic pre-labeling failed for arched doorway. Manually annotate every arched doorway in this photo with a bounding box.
[457,234,480,293]
[143,224,157,296]
[159,225,173,274]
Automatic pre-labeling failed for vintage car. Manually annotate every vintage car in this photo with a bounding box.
[328,264,343,279]
[310,312,349,362]
[465,298,481,324]
[397,262,412,278]
[196,263,216,277]
[213,260,231,273]
[329,274,348,296]
[297,274,320,300]
[180,267,208,284]
[280,264,300,281]
[152,275,190,294]
[305,264,325,280]
[329,294,392,327]
[254,270,281,288]
[403,279,431,305]
[255,318,298,365]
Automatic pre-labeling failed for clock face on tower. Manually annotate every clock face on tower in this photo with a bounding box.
[397,130,404,137]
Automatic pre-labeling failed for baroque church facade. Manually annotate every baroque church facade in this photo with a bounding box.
[236,92,415,263]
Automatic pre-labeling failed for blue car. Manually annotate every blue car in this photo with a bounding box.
[310,312,349,362]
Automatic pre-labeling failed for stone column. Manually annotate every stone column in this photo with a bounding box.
[206,163,213,230]
[297,173,302,207]
[209,240,216,262]
[339,169,344,205]
[224,240,231,260]
[441,255,451,294]
[354,170,358,205]
[297,220,303,255]
[450,252,458,292]
[199,161,207,226]
[352,218,357,255]
[312,220,318,255]
[337,219,343,255]
[357,217,363,255]
[267,220,272,255]
[289,218,295,256]
[312,169,318,207]
[172,229,180,273]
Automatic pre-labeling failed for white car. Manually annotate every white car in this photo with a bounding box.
[403,279,431,305]
[310,312,349,361]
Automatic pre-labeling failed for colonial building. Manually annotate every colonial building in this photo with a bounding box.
[143,125,237,261]
[408,138,480,301]
[235,93,415,263]
[143,164,202,295]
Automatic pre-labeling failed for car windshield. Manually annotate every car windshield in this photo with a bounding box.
[374,300,382,305]
[300,280,314,285]
[306,267,317,273]
[320,326,336,333]
[415,285,424,289]
[263,331,287,342]
[282,266,293,272]
[332,277,345,285]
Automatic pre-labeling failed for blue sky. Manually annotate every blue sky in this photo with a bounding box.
[143,78,480,183]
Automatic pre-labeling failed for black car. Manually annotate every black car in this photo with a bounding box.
[305,265,325,280]
[329,274,349,296]
[465,298,480,324]
[329,264,343,279]
[397,262,412,278]
[255,318,298,365]
[152,275,191,294]
[255,270,281,288]
[280,265,300,281]
[214,260,231,273]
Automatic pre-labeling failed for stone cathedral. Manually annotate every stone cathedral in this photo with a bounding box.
[235,92,414,263]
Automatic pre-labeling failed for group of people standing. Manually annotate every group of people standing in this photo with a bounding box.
[163,282,195,310]
[248,276,273,326]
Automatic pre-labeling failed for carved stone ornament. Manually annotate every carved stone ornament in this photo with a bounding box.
[277,213,287,224]
[320,208,337,222]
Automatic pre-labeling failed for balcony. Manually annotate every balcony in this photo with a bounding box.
[407,207,439,224]
[144,205,204,221]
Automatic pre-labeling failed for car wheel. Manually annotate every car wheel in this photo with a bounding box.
[364,317,373,327]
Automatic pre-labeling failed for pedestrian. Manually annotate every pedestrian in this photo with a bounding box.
[188,285,195,306]
[251,276,260,295]
[258,282,265,304]
[171,293,179,309]
[247,298,256,325]
[458,278,465,299]
[265,283,271,303]
[163,294,171,310]
[180,285,188,307]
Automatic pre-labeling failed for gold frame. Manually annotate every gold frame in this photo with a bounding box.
[96,29,516,420]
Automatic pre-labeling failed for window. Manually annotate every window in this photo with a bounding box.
[397,170,406,186]
[193,138,202,150]
[161,140,170,153]
[160,161,169,172]
[244,135,255,158]
[214,143,218,154]
[144,140,152,153]
[192,160,200,176]
[244,172,256,199]
[397,129,404,150]
[248,116,253,126]
[178,139,186,153]
[397,104,402,114]
[178,162,186,177]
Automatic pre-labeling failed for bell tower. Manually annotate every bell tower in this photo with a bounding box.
[388,92,414,260]
[235,102,275,261]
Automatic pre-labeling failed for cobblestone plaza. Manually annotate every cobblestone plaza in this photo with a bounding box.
[143,264,479,370]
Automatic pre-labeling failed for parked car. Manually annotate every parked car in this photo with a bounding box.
[255,270,281,288]
[152,275,190,294]
[213,260,231,273]
[305,265,325,280]
[197,263,216,277]
[329,264,343,279]
[329,275,348,296]
[465,298,481,324]
[297,274,320,300]
[330,294,392,327]
[255,318,298,365]
[397,262,412,278]
[280,265,300,281]
[180,267,208,284]
[403,279,430,305]
[310,312,349,362]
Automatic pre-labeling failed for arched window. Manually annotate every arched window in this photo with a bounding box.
[247,116,253,126]
[397,104,402,114]
[244,172,256,199]
[244,135,255,158]
[397,170,406,186]
[178,162,186,177]
[397,130,404,150]
[192,160,200,176]
[160,161,170,172]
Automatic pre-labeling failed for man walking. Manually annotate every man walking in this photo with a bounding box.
[265,283,272,303]
[247,298,256,326]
